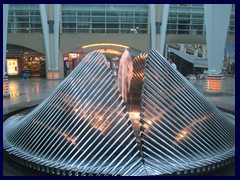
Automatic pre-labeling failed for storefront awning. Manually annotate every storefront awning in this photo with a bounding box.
[168,47,208,68]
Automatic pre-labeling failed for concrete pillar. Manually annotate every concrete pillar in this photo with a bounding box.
[40,4,61,79]
[150,4,156,50]
[3,4,9,77]
[204,4,232,74]
[39,4,52,72]
[3,4,10,97]
[159,4,169,56]
[54,4,60,71]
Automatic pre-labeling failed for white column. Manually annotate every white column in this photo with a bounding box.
[54,4,60,70]
[39,4,52,71]
[150,4,156,50]
[3,4,9,77]
[204,4,232,74]
[160,4,169,55]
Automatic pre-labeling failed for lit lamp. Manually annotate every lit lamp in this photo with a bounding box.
[3,75,9,96]
[205,70,223,93]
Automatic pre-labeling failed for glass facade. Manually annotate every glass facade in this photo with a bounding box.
[167,4,205,35]
[167,4,235,36]
[62,4,148,33]
[6,4,234,36]
[8,4,42,33]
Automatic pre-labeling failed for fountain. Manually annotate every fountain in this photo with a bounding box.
[3,50,235,176]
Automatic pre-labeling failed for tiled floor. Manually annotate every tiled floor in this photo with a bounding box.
[3,76,235,115]
[189,76,235,113]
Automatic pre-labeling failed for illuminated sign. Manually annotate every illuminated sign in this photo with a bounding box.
[6,59,19,75]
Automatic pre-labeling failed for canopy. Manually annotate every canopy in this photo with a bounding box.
[168,47,208,68]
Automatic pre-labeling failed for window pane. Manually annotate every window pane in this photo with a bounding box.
[62,4,148,34]
[63,17,76,22]
[91,5,105,11]
[106,17,118,22]
[15,11,29,16]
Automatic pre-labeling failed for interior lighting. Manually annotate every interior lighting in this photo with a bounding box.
[95,49,122,56]
[205,76,223,92]
[82,43,129,49]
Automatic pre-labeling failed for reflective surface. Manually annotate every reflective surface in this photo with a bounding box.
[140,50,234,175]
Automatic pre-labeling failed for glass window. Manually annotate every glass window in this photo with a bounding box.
[63,16,76,22]
[92,12,105,17]
[121,17,134,23]
[107,23,119,28]
[106,12,119,16]
[106,4,120,12]
[106,5,120,11]
[63,29,76,33]
[62,11,76,16]
[92,23,105,33]
[18,23,29,28]
[92,17,105,23]
[178,14,190,19]
[15,11,29,16]
[167,4,205,35]
[77,12,90,16]
[30,16,41,22]
[106,17,119,22]
[76,5,90,11]
[16,17,29,22]
[62,4,148,34]
[30,11,40,16]
[31,23,42,28]
[191,19,203,24]
[169,13,178,18]
[8,4,41,33]
[11,4,29,10]
[178,7,191,13]
[135,12,148,17]
[168,19,177,24]
[135,5,148,11]
[121,12,134,17]
[8,16,15,22]
[77,17,90,23]
[106,23,119,33]
[62,4,76,10]
[91,5,105,11]
[63,23,76,28]
[192,14,203,19]
[121,24,132,29]
[77,23,90,28]
[169,7,177,12]
[168,24,177,30]
[29,4,39,10]
[120,5,135,11]
[135,18,147,24]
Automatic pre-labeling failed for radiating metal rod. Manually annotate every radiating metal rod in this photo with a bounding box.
[3,50,234,176]
[146,52,234,146]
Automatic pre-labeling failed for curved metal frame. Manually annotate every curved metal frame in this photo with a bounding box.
[3,50,235,176]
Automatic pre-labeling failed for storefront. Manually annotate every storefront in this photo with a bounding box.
[6,45,46,78]
[21,56,45,77]
[63,52,87,77]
